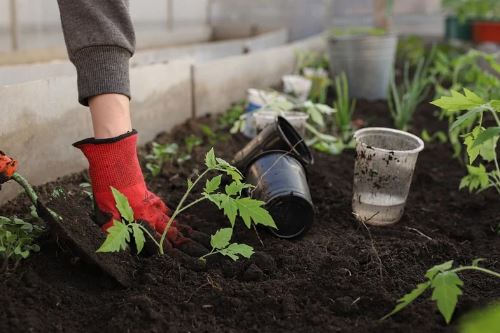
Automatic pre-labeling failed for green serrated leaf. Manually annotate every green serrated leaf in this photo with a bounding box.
[111,187,134,223]
[130,223,145,254]
[96,220,130,253]
[381,282,431,320]
[460,164,490,192]
[236,197,277,229]
[431,90,485,113]
[225,243,254,258]
[204,175,222,194]
[205,148,217,169]
[426,260,454,280]
[471,127,500,149]
[220,196,238,226]
[210,228,233,250]
[219,248,239,261]
[225,181,250,196]
[431,271,464,324]
[491,100,500,111]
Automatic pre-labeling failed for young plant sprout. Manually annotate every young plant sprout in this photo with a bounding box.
[388,54,433,131]
[99,148,277,258]
[0,216,43,272]
[432,89,500,194]
[177,134,203,165]
[382,259,500,324]
[146,142,178,177]
[333,72,356,145]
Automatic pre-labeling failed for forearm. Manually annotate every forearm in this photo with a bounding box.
[57,0,136,106]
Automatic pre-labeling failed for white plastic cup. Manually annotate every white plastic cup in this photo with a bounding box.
[244,89,289,138]
[282,75,312,102]
[352,128,424,226]
[254,111,309,137]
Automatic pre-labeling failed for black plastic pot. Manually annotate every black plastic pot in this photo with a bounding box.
[245,151,314,238]
[233,116,313,173]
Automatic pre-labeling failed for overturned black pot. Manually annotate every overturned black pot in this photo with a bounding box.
[233,116,313,173]
[246,150,314,238]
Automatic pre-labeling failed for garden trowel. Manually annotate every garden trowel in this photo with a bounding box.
[0,151,135,287]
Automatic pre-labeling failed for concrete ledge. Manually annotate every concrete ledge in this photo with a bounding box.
[244,28,289,53]
[132,39,244,67]
[193,35,325,117]
[0,28,290,86]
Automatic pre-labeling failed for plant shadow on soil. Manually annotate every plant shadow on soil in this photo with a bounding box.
[1,100,499,333]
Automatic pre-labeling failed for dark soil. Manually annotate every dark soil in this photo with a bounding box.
[1,100,499,333]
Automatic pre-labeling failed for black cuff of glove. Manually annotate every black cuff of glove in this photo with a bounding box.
[73,129,137,148]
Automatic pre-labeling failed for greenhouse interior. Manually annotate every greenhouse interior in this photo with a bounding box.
[0,0,499,332]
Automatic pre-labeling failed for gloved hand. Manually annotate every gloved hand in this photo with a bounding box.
[74,130,209,256]
[0,151,17,185]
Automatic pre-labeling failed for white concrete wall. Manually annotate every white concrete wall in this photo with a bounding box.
[0,29,288,85]
[193,35,325,117]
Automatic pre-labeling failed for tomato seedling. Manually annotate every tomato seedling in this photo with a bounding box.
[432,89,500,194]
[0,216,43,272]
[382,259,500,324]
[99,148,277,258]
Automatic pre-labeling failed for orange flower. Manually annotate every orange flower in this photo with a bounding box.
[0,151,17,184]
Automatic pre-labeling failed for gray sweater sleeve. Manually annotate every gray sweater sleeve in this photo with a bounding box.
[57,0,136,106]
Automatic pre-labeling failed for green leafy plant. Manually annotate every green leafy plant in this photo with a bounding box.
[431,49,500,161]
[382,259,500,324]
[459,302,500,333]
[219,102,245,129]
[146,142,178,177]
[295,50,329,74]
[200,125,225,146]
[0,216,43,272]
[333,72,356,145]
[177,135,203,165]
[389,54,434,131]
[442,0,500,22]
[99,149,276,257]
[303,67,331,104]
[432,89,500,194]
[96,187,154,254]
[200,227,254,262]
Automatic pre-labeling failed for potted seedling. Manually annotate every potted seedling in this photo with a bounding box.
[327,26,397,100]
[326,0,396,100]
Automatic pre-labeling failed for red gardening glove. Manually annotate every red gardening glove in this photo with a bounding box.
[0,151,17,185]
[73,130,187,247]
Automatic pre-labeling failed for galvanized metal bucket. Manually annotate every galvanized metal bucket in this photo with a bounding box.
[327,34,398,100]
